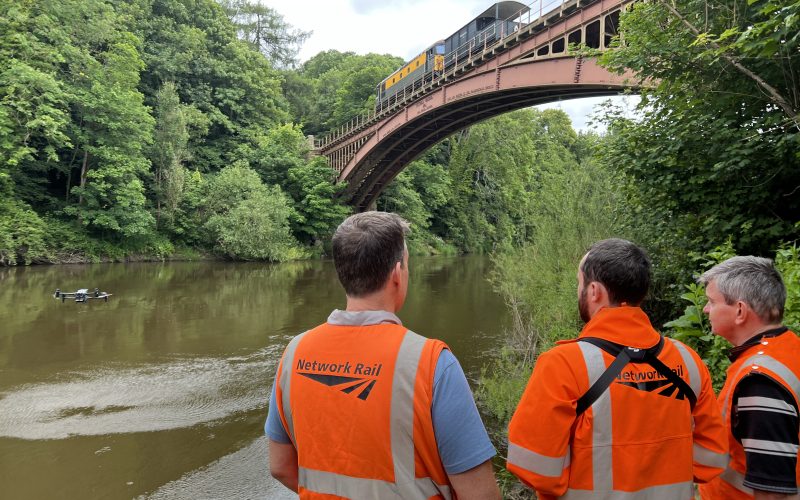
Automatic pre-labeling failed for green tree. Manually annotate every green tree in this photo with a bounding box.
[599,0,800,258]
[243,124,350,245]
[203,163,299,260]
[66,33,155,238]
[218,0,310,68]
[285,156,351,246]
[287,51,403,135]
[150,82,190,230]
[378,157,453,254]
[129,0,289,171]
[446,109,575,252]
[0,173,48,265]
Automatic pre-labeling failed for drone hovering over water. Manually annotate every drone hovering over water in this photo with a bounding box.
[53,288,112,303]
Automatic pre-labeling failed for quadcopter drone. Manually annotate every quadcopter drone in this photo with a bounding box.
[53,288,112,303]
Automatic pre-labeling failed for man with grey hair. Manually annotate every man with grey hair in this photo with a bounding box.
[699,256,800,500]
[265,212,500,499]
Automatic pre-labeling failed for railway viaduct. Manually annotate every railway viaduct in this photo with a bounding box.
[315,0,637,211]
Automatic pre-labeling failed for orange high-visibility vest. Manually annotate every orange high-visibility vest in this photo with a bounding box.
[275,312,452,499]
[507,306,728,499]
[699,330,800,499]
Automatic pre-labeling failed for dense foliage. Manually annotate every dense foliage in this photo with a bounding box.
[0,0,599,266]
[597,0,800,322]
[282,50,404,136]
[0,0,347,264]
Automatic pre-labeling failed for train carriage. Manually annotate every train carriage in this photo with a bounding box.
[375,1,528,110]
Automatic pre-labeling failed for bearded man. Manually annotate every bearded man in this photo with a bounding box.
[507,238,728,499]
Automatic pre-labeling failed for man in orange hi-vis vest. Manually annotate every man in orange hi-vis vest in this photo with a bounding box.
[265,211,501,500]
[507,238,728,499]
[698,257,800,500]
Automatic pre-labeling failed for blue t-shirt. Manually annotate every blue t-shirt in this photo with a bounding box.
[265,349,495,475]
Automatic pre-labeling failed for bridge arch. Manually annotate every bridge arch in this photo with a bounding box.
[317,0,636,211]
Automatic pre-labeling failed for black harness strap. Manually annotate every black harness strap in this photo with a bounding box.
[575,336,697,416]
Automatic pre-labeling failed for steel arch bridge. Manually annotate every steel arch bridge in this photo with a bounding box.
[315,0,636,211]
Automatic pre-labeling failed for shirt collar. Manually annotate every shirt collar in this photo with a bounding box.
[326,309,403,327]
[728,326,788,361]
[576,306,661,348]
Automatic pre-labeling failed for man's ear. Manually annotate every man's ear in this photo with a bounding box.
[390,260,403,286]
[734,301,749,325]
[588,281,601,303]
[589,281,610,305]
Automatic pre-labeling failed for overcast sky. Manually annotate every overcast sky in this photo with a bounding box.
[263,0,638,131]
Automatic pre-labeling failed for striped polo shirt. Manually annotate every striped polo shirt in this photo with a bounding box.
[731,327,800,494]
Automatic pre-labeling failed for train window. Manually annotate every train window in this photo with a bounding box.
[585,20,601,49]
[536,45,549,56]
[552,37,565,53]
[568,29,582,48]
[604,10,620,48]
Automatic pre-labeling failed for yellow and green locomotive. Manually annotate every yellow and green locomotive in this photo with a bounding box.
[375,1,529,110]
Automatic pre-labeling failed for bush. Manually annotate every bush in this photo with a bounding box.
[0,198,49,265]
[202,163,300,261]
[205,187,299,261]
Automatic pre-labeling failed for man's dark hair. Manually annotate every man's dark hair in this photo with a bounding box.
[332,212,410,297]
[581,238,651,306]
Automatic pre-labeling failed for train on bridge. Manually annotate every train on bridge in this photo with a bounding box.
[375,1,529,110]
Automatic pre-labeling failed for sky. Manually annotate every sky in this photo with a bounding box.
[263,0,639,132]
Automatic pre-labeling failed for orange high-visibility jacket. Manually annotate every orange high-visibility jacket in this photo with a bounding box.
[507,306,728,499]
[699,330,800,499]
[275,310,453,499]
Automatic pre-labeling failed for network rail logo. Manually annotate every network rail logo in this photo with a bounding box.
[296,358,383,401]
[615,364,689,400]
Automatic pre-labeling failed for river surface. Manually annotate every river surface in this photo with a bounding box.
[0,256,508,499]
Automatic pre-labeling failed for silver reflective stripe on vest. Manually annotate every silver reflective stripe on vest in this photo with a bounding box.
[669,339,701,398]
[299,467,451,499]
[279,331,308,443]
[720,467,754,495]
[507,442,570,477]
[670,340,728,470]
[578,342,613,492]
[718,353,800,494]
[295,329,451,500]
[562,481,694,499]
[693,443,729,469]
[390,330,444,500]
[754,355,800,403]
[722,354,800,419]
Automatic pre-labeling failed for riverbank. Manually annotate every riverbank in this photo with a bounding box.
[1,235,459,267]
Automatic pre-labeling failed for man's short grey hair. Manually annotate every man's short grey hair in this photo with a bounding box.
[332,212,410,297]
[698,256,786,323]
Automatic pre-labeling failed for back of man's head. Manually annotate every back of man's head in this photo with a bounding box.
[582,238,651,306]
[699,256,785,323]
[332,212,410,297]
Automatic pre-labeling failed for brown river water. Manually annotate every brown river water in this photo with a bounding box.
[0,256,508,499]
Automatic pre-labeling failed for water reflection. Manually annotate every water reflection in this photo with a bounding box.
[0,256,507,499]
